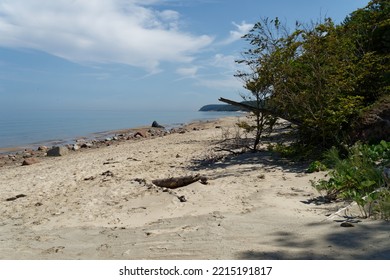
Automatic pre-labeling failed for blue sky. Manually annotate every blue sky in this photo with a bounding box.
[0,0,369,112]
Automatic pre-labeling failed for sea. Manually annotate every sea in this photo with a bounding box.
[0,109,243,152]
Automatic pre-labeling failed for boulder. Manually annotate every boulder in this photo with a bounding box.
[81,143,93,148]
[134,131,147,138]
[151,121,165,128]
[22,158,40,166]
[47,146,69,157]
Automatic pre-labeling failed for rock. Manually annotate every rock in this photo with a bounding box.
[22,153,33,158]
[72,144,80,151]
[178,195,187,202]
[81,143,93,148]
[200,176,208,185]
[37,146,48,151]
[22,158,40,166]
[8,155,16,161]
[105,137,112,141]
[151,121,164,128]
[340,222,355,228]
[47,146,69,157]
[134,131,146,138]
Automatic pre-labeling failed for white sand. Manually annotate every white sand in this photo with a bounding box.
[0,117,389,259]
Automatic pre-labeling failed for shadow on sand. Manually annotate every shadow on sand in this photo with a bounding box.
[237,221,390,260]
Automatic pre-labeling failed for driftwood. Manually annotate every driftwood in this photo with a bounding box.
[152,174,206,189]
[218,97,303,126]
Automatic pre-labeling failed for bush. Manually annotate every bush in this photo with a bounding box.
[313,141,390,218]
[307,160,328,173]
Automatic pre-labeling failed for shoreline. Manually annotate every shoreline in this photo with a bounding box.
[0,116,233,167]
[1,115,389,260]
[0,111,245,154]
[0,115,229,156]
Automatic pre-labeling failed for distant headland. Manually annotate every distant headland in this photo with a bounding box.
[199,101,253,112]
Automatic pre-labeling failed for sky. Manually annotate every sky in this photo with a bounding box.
[0,0,370,112]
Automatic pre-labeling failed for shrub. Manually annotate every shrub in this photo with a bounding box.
[307,160,328,173]
[313,141,390,218]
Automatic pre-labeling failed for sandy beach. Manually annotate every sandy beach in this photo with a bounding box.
[0,116,389,260]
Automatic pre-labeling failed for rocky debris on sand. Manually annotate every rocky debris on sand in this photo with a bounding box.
[22,158,40,166]
[47,146,69,157]
[169,128,187,134]
[37,146,48,151]
[101,170,114,177]
[22,149,34,158]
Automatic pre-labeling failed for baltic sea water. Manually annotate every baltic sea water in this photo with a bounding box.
[0,109,243,150]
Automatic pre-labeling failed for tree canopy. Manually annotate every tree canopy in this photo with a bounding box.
[234,0,389,152]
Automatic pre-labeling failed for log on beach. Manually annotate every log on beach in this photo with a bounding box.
[152,174,204,189]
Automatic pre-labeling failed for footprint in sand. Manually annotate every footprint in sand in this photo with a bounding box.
[97,244,111,251]
[43,246,65,254]
[143,225,198,236]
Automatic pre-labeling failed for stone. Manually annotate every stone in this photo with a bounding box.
[37,146,48,151]
[22,158,40,166]
[81,143,93,148]
[47,146,69,157]
[151,121,164,128]
[72,144,80,151]
[22,153,33,158]
[340,222,354,228]
[134,131,146,138]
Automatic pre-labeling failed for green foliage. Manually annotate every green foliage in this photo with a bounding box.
[235,1,389,153]
[307,161,327,173]
[313,141,390,218]
[376,190,390,220]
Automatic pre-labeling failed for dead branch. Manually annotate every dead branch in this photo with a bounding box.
[218,97,303,126]
[152,174,205,189]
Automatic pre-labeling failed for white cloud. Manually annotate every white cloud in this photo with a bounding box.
[211,53,237,70]
[220,21,253,45]
[176,66,199,77]
[0,0,213,71]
